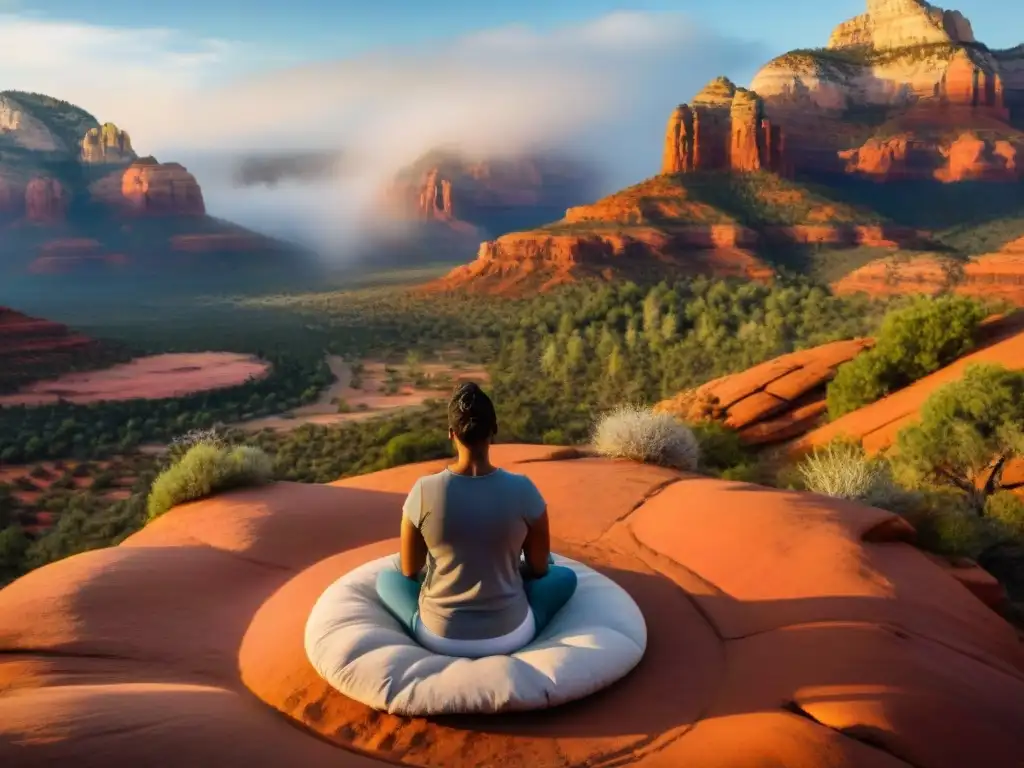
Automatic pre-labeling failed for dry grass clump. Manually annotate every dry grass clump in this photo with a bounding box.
[593,404,701,471]
[797,440,910,510]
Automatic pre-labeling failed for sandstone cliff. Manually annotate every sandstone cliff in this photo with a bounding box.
[426,172,928,295]
[744,1,1020,175]
[81,122,135,164]
[88,159,205,216]
[24,177,68,222]
[832,236,1024,305]
[663,78,787,175]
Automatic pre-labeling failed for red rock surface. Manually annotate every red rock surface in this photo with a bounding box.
[121,161,205,215]
[656,338,875,445]
[88,160,205,215]
[2,444,1023,767]
[0,307,100,391]
[24,177,67,222]
[833,238,1024,306]
[663,78,788,175]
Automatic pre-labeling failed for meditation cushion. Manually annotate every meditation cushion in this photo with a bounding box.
[304,553,647,716]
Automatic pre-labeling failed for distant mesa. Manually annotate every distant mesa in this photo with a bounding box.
[364,149,600,266]
[0,91,306,285]
[429,0,1024,296]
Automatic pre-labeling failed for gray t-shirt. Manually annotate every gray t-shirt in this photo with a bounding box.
[403,467,547,641]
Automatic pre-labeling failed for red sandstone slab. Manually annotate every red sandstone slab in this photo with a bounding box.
[708,360,801,409]
[627,478,1024,670]
[740,399,828,445]
[702,622,1024,768]
[724,390,789,430]
[764,363,836,402]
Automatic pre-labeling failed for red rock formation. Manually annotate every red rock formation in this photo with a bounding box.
[662,79,788,175]
[941,50,1011,118]
[655,339,875,445]
[0,307,101,391]
[24,177,67,222]
[842,127,1022,182]
[81,122,135,164]
[121,161,205,215]
[88,160,206,215]
[833,240,1024,306]
[2,444,1023,766]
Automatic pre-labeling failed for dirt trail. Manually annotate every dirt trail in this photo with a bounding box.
[237,355,488,433]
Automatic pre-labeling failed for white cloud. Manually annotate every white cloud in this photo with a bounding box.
[0,11,770,257]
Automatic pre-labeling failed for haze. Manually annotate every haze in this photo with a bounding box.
[0,11,768,257]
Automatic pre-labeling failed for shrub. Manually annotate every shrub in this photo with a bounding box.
[797,440,911,510]
[689,421,749,474]
[592,405,701,471]
[895,364,1024,511]
[381,432,451,468]
[827,295,986,418]
[147,443,274,521]
[985,492,1024,540]
[903,489,999,559]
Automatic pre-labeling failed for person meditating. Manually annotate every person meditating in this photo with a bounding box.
[375,382,578,658]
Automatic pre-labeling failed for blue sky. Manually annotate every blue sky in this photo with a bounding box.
[11,0,1024,64]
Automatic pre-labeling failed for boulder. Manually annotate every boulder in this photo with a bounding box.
[655,338,874,445]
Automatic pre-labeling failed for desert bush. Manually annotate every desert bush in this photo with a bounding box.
[896,364,1024,511]
[592,405,701,471]
[985,492,1024,540]
[147,443,273,521]
[381,432,451,469]
[689,421,749,474]
[797,440,913,510]
[902,489,1001,559]
[827,295,986,418]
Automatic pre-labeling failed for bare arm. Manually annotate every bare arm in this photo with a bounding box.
[522,507,551,579]
[400,516,428,579]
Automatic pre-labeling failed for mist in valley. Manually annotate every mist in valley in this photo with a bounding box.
[0,11,769,265]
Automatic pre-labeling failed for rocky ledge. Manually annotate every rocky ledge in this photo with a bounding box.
[832,236,1024,305]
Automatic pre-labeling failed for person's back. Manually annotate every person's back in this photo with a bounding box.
[407,467,545,641]
[375,381,578,658]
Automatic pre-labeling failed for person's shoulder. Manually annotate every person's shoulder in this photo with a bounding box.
[498,469,543,495]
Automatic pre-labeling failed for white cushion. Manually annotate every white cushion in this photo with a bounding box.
[304,554,647,716]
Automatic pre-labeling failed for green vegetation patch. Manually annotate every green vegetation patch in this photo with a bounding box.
[826,295,987,418]
[148,439,273,521]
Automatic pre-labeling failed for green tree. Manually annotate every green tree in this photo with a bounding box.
[827,295,986,418]
[896,364,1024,512]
